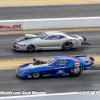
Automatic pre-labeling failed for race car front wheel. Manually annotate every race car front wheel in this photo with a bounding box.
[62,42,72,51]
[27,45,35,52]
[32,72,40,78]
[70,67,83,76]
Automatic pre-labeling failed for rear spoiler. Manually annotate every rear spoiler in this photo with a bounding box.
[74,56,94,62]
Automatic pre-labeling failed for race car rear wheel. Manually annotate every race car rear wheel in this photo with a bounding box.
[70,67,83,76]
[32,72,40,78]
[62,42,72,51]
[27,45,35,52]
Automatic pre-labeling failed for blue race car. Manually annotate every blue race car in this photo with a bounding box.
[16,55,94,78]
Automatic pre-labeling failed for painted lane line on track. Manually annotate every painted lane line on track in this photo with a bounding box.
[0,92,78,99]
[0,61,34,64]
[94,58,100,59]
[0,58,99,66]
[1,0,100,5]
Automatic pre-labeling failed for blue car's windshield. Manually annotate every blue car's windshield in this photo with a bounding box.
[47,57,57,66]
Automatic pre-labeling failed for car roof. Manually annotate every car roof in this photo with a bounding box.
[54,56,74,60]
[44,31,66,36]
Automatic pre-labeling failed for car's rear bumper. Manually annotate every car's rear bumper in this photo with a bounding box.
[83,63,94,70]
[73,42,81,47]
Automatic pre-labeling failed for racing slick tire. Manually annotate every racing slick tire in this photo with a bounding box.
[70,67,83,76]
[32,72,40,78]
[27,45,35,52]
[62,42,73,51]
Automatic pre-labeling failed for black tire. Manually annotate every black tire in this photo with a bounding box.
[70,67,83,76]
[32,72,40,78]
[27,45,35,52]
[62,42,72,51]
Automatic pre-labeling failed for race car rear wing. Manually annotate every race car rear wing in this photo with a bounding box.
[74,56,94,62]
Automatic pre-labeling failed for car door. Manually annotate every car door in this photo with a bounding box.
[40,35,63,47]
[41,66,52,77]
[50,60,69,76]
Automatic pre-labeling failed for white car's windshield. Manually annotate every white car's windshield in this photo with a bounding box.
[47,57,57,66]
[38,32,48,39]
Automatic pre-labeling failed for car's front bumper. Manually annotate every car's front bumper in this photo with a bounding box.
[12,45,27,51]
[16,70,32,78]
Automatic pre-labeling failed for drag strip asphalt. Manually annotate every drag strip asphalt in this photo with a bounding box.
[0,4,100,20]
[0,70,100,95]
[0,31,100,59]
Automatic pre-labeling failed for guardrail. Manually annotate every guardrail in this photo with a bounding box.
[0,17,100,31]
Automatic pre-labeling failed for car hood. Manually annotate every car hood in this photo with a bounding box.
[15,38,42,44]
[17,63,48,74]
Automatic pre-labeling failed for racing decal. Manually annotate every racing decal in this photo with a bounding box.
[43,74,51,77]
[20,45,23,47]
[75,62,80,67]
[28,75,32,78]
[21,64,48,70]
[63,73,69,76]
[74,45,78,47]
[60,45,62,47]
[56,69,65,74]
[74,43,78,44]
[17,39,21,42]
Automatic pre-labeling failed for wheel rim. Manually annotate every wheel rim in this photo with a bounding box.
[33,72,40,78]
[28,45,34,51]
[64,42,70,47]
[73,67,80,74]
[64,42,72,49]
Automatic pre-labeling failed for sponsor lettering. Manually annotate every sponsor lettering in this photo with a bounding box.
[75,62,80,67]
[0,24,21,30]
[43,74,51,77]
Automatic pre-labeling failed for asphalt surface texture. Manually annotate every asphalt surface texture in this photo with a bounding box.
[0,70,100,95]
[0,31,100,59]
[0,4,100,20]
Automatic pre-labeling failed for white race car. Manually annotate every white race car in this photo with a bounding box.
[12,31,90,51]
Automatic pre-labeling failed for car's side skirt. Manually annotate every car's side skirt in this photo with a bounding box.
[36,46,62,50]
[42,73,69,77]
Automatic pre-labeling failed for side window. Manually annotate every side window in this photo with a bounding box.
[45,36,51,40]
[60,35,65,39]
[56,60,68,66]
[45,35,62,40]
[50,36,57,40]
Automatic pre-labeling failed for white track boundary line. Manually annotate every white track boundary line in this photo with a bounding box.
[0,92,78,99]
